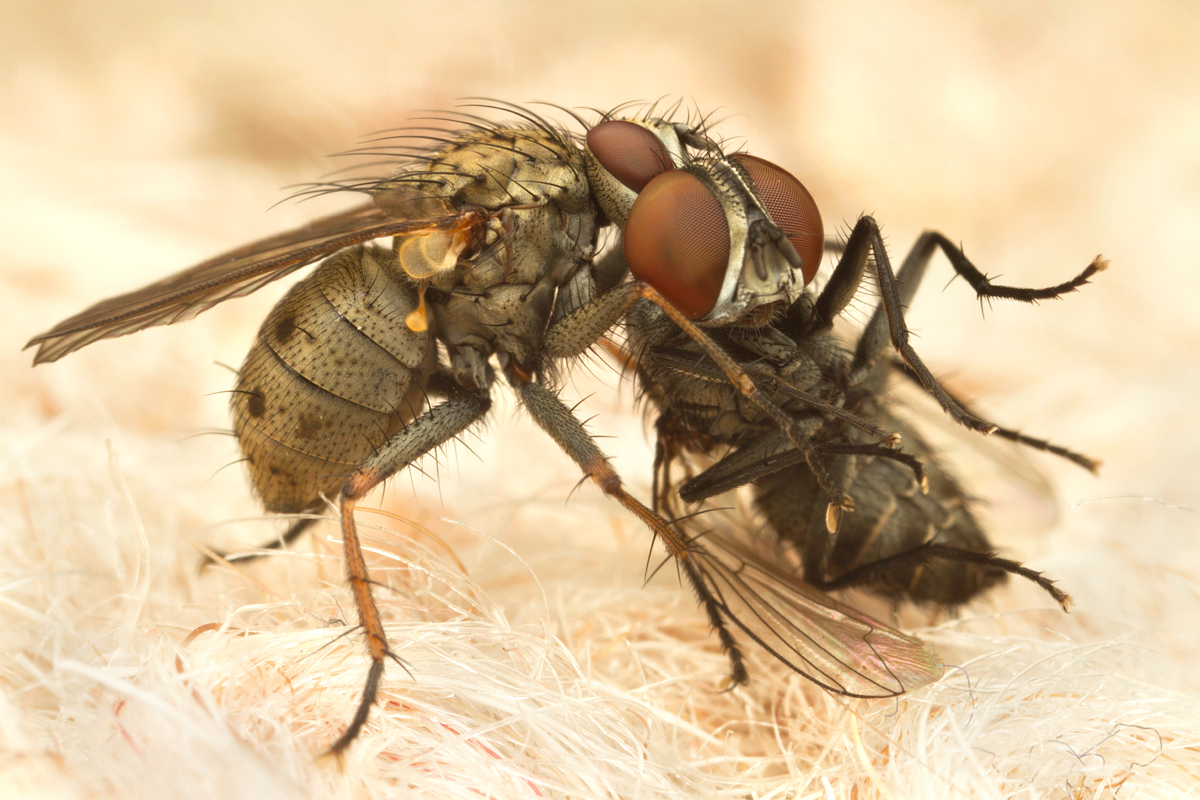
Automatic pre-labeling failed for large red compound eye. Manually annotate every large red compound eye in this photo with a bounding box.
[624,170,731,320]
[586,120,673,192]
[730,153,824,285]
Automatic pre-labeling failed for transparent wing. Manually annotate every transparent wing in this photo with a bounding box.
[26,202,485,364]
[690,522,944,696]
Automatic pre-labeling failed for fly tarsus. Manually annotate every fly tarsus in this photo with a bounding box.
[818,541,1072,612]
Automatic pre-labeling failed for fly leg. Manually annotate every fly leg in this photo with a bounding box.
[888,358,1101,472]
[677,437,927,512]
[508,368,750,685]
[816,541,1072,611]
[327,390,491,756]
[201,516,321,568]
[828,217,1106,434]
[835,219,1102,469]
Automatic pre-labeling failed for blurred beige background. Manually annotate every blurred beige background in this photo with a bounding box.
[3,2,1199,798]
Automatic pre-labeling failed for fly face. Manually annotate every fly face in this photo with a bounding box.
[584,118,821,324]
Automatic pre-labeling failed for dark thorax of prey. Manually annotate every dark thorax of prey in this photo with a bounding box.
[631,286,1006,605]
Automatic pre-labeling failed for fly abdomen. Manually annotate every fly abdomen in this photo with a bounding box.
[232,245,436,513]
[755,410,1005,605]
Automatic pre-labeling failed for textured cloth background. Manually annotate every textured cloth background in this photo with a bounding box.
[3,3,1199,798]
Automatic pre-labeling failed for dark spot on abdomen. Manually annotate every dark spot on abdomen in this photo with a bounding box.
[294,412,323,440]
[275,315,296,342]
[247,391,266,418]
